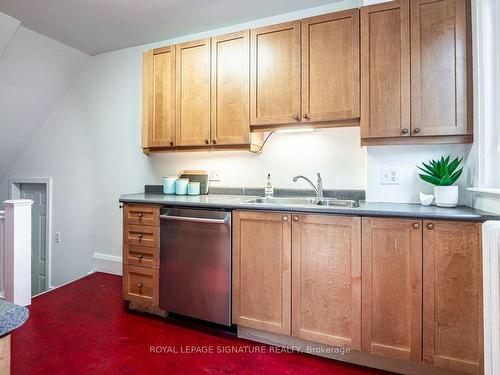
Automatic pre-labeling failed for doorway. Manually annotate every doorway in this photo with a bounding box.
[9,178,52,296]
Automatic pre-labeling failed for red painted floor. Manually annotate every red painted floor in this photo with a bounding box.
[12,273,392,375]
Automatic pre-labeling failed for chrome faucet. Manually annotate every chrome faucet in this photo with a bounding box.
[293,173,324,202]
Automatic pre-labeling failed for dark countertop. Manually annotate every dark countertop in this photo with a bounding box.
[119,193,499,221]
[0,299,29,336]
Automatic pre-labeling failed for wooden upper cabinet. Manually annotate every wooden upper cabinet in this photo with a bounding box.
[411,0,471,137]
[423,221,482,374]
[361,0,410,139]
[362,218,422,362]
[232,210,291,335]
[211,31,250,145]
[302,10,360,123]
[176,38,211,146]
[250,21,301,126]
[292,214,361,349]
[143,48,176,148]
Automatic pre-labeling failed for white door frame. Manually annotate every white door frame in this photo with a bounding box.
[9,177,53,290]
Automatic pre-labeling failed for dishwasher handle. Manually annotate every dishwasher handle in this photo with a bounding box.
[160,214,228,225]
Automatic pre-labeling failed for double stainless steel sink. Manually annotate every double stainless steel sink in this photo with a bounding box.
[242,196,359,208]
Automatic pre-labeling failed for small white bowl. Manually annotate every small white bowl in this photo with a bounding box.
[419,192,434,206]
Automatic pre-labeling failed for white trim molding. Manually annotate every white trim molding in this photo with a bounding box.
[3,199,33,306]
[468,188,500,197]
[9,177,54,289]
[91,253,122,276]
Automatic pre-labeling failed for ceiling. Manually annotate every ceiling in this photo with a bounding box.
[0,0,343,55]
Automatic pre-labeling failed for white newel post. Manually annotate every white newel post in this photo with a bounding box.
[3,199,33,306]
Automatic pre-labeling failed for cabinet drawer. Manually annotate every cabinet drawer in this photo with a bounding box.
[123,264,159,305]
[123,225,159,248]
[124,245,159,269]
[124,204,160,226]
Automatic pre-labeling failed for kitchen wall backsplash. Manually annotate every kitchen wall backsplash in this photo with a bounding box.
[148,127,367,191]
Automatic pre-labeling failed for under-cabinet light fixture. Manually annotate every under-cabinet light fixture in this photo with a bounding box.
[275,127,314,134]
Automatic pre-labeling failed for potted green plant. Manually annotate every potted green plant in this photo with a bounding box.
[418,156,463,207]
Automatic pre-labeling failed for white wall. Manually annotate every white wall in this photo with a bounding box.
[0,0,365,286]
[0,11,19,57]
[149,128,365,189]
[0,0,483,286]
[0,18,89,190]
[366,145,471,203]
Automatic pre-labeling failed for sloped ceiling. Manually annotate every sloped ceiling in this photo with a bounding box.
[0,0,345,55]
[0,12,89,185]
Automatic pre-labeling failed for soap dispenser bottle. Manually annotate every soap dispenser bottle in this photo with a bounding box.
[265,174,274,198]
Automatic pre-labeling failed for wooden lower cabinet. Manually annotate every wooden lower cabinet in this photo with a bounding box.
[232,211,291,334]
[232,210,361,346]
[362,217,483,374]
[123,264,159,305]
[292,214,361,349]
[122,203,161,312]
[362,217,423,361]
[423,220,483,375]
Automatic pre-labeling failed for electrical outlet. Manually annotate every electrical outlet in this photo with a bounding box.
[380,168,400,185]
[210,170,221,182]
[55,232,61,244]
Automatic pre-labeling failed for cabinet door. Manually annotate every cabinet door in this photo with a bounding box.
[232,210,291,334]
[360,0,410,138]
[292,214,361,349]
[176,38,211,146]
[301,10,360,123]
[362,218,422,361]
[411,0,471,136]
[250,21,301,126]
[211,31,250,145]
[423,221,482,374]
[147,47,176,147]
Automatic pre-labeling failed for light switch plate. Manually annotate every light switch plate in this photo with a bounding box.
[380,168,400,185]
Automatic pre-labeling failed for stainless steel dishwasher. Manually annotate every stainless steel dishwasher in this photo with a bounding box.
[159,208,231,326]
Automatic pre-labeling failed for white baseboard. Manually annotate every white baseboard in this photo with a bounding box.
[92,252,122,276]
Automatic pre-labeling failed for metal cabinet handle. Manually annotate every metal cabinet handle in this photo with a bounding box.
[137,234,143,240]
[137,283,143,289]
[137,254,143,259]
[293,115,300,121]
[413,223,420,229]
[212,139,217,144]
[414,128,421,134]
[204,139,209,144]
[119,203,123,209]
[427,223,435,230]
[293,216,299,222]
[283,216,288,221]
[138,212,143,218]
[303,114,310,120]
[169,140,174,146]
[401,128,409,135]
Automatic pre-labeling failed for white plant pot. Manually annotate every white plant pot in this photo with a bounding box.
[434,185,459,207]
